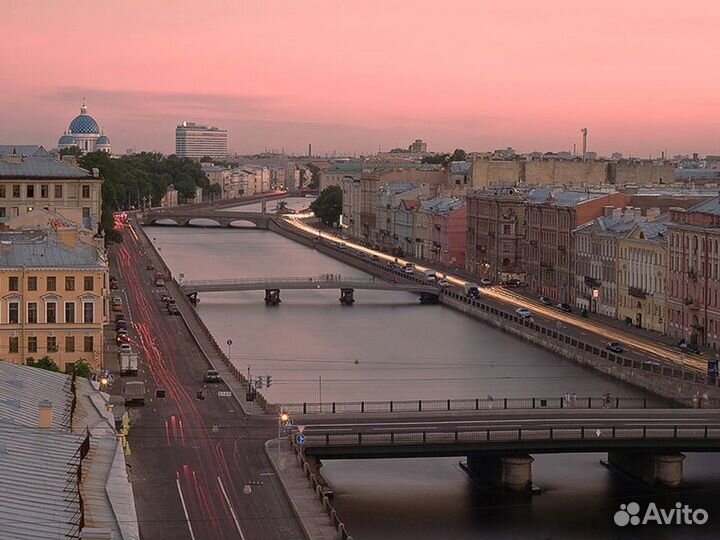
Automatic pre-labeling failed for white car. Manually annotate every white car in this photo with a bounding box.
[119,344,132,354]
[515,307,533,319]
[480,278,493,287]
[437,279,450,287]
[402,267,415,274]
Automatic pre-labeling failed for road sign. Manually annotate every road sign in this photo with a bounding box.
[218,391,231,397]
[227,339,233,346]
[297,425,306,434]
[296,434,306,445]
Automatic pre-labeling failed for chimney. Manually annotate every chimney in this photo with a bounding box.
[646,207,661,222]
[612,207,622,219]
[634,207,643,220]
[38,400,52,429]
[92,167,100,178]
[603,205,614,218]
[57,227,77,248]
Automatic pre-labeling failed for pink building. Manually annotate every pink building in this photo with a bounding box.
[430,198,467,267]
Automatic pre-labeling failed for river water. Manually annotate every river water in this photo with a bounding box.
[146,198,720,539]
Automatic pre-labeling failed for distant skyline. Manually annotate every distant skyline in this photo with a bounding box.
[2,0,719,157]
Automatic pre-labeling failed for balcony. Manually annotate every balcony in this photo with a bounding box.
[584,276,601,288]
[628,286,647,299]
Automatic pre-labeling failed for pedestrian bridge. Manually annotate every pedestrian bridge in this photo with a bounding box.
[293,409,720,490]
[138,209,272,229]
[180,276,441,304]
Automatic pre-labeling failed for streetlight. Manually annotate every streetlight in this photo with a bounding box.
[278,411,290,461]
[226,339,232,360]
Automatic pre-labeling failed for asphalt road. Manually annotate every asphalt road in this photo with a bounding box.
[112,222,305,540]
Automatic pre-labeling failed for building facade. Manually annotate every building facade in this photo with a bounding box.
[617,217,668,333]
[175,122,228,159]
[0,154,103,231]
[429,198,466,267]
[667,198,720,349]
[376,184,422,252]
[0,231,107,371]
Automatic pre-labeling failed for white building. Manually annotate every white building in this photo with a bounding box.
[175,121,228,159]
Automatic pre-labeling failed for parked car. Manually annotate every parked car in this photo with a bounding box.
[606,342,624,353]
[116,330,130,344]
[111,296,123,312]
[114,313,126,323]
[119,343,132,354]
[203,369,222,383]
[479,278,493,287]
[167,303,180,315]
[110,280,119,290]
[556,303,573,313]
[539,296,553,306]
[515,307,533,319]
[115,321,128,331]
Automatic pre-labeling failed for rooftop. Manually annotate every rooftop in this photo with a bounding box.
[0,231,105,269]
[0,145,49,158]
[0,156,94,179]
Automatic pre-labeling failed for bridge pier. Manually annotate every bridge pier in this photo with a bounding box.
[419,292,439,305]
[607,451,685,487]
[265,289,281,305]
[466,454,534,491]
[339,288,355,305]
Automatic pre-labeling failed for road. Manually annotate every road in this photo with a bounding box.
[283,215,709,373]
[112,220,305,540]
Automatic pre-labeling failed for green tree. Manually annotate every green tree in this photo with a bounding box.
[450,148,467,162]
[66,358,92,378]
[59,146,83,158]
[306,163,321,189]
[26,356,60,372]
[421,153,450,165]
[310,185,342,226]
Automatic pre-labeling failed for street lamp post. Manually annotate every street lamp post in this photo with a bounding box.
[226,339,232,360]
[278,411,290,461]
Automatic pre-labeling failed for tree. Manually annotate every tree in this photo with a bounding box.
[59,146,83,158]
[450,148,467,162]
[26,356,60,372]
[66,358,92,378]
[421,153,450,165]
[306,163,321,189]
[310,185,342,226]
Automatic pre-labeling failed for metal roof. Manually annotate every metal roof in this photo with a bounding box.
[0,231,105,269]
[0,423,83,540]
[0,145,50,158]
[0,362,73,431]
[688,196,720,215]
[0,156,93,179]
[449,161,471,175]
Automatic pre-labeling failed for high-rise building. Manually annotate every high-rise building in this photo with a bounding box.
[175,121,228,159]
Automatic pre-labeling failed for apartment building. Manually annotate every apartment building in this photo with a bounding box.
[0,230,107,371]
[429,198,466,267]
[175,121,228,159]
[376,183,422,252]
[617,216,668,333]
[0,154,102,231]
[667,198,720,349]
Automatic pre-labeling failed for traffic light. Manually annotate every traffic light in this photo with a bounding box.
[266,375,272,388]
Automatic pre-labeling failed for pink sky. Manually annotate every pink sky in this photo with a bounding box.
[1,0,719,156]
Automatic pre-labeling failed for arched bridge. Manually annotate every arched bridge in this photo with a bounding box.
[138,209,272,229]
[180,276,441,305]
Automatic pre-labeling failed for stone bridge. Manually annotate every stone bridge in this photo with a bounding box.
[138,209,273,229]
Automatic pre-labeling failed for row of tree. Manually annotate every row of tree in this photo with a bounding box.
[70,151,220,244]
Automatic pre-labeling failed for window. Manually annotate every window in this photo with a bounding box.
[12,185,20,198]
[28,337,37,353]
[47,276,56,291]
[26,185,34,198]
[0,186,5,198]
[47,336,58,353]
[8,302,19,324]
[46,302,57,324]
[9,336,19,354]
[65,336,75,353]
[9,276,19,291]
[65,276,75,291]
[83,302,94,324]
[84,276,94,291]
[54,185,63,198]
[27,302,38,324]
[82,185,90,198]
[0,208,5,219]
[83,335,94,353]
[40,184,49,198]
[65,302,75,323]
[27,276,37,291]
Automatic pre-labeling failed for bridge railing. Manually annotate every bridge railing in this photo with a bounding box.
[281,396,653,415]
[301,424,720,449]
[181,275,378,287]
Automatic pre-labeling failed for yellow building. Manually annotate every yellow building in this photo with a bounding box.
[0,230,107,371]
[0,153,102,231]
[617,216,668,333]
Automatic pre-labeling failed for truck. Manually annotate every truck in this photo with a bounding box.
[464,282,480,299]
[123,381,146,405]
[119,352,138,375]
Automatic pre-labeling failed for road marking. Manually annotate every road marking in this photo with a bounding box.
[217,476,246,540]
[175,478,196,540]
[259,472,276,476]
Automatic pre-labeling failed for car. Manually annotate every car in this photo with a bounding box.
[111,296,122,305]
[203,369,222,383]
[110,281,119,290]
[402,266,415,274]
[114,313,126,323]
[479,278,493,287]
[540,296,553,306]
[146,264,155,271]
[556,303,573,313]
[515,307,533,319]
[606,342,624,353]
[685,344,702,355]
[337,243,347,250]
[116,330,130,344]
[115,321,128,331]
[437,279,450,288]
[504,279,523,288]
[161,294,174,304]
[370,254,380,261]
[119,344,132,354]
[167,303,180,315]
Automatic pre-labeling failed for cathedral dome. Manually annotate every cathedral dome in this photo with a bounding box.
[68,102,100,134]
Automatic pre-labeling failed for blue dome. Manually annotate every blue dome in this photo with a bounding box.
[58,134,77,145]
[69,114,100,135]
[96,135,110,145]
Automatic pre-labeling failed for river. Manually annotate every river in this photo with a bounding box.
[145,198,720,539]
